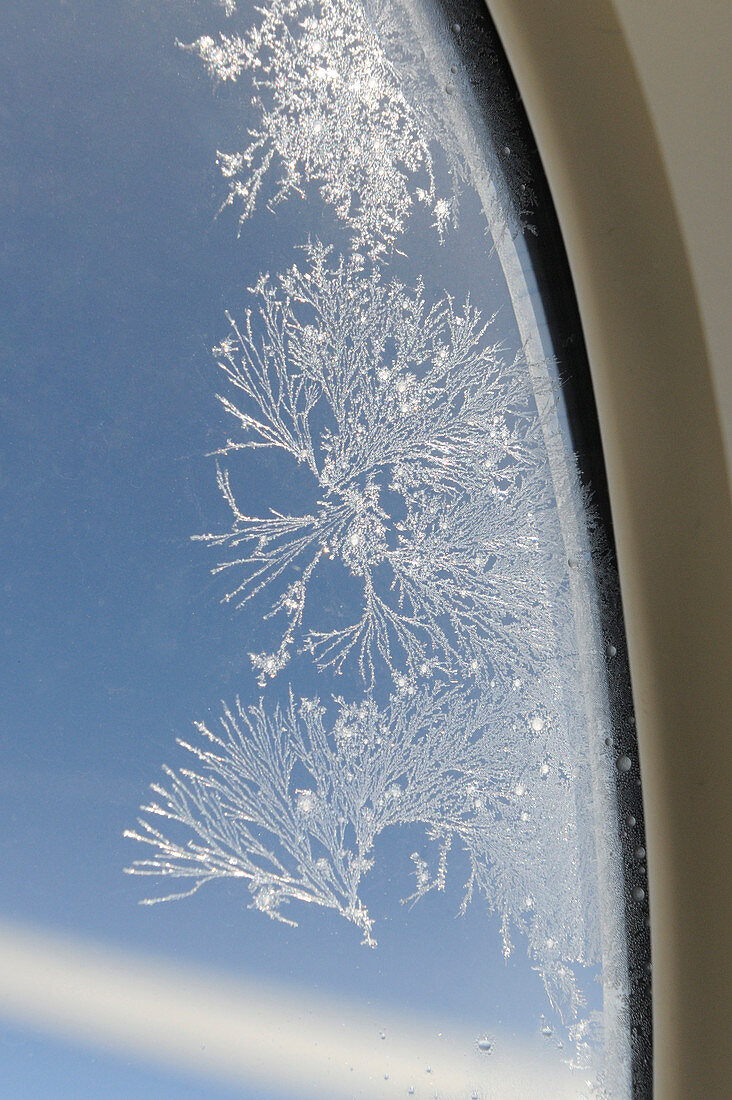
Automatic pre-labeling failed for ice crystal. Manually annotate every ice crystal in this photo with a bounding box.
[184,0,457,255]
[198,241,563,689]
[123,0,621,1061]
[125,684,597,1007]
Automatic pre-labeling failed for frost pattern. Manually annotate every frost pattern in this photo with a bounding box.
[125,684,597,1015]
[124,0,615,1061]
[197,242,563,688]
[184,0,459,254]
[126,235,598,1015]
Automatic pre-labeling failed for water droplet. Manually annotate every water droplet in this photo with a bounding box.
[608,644,617,657]
[452,22,461,33]
[408,1089,415,1096]
[605,737,613,746]
[632,885,645,901]
[541,1024,553,1038]
[617,755,632,773]
[627,815,637,827]
[635,846,646,860]
[530,715,544,731]
[445,84,455,95]
[476,1036,493,1053]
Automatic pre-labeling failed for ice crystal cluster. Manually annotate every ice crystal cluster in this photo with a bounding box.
[197,241,563,689]
[184,0,458,253]
[125,683,596,1014]
[126,240,595,1015]
[126,0,606,1040]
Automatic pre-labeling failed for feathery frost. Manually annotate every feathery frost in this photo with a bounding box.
[125,682,597,1017]
[197,242,564,688]
[184,0,460,254]
[125,0,617,1058]
[127,239,597,1018]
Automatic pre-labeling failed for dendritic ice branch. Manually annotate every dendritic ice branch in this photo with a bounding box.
[198,241,565,689]
[124,688,476,945]
[125,685,598,1014]
[183,0,459,255]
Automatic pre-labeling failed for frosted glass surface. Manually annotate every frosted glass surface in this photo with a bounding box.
[0,1,635,1096]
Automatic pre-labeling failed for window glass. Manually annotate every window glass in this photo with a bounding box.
[0,0,649,1096]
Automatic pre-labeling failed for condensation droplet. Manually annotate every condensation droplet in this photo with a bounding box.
[632,885,645,901]
[627,814,637,827]
[635,846,646,860]
[452,22,461,33]
[445,84,455,95]
[608,644,617,657]
[617,755,632,773]
[476,1036,493,1053]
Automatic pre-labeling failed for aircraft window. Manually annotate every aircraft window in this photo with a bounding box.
[0,0,650,1096]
